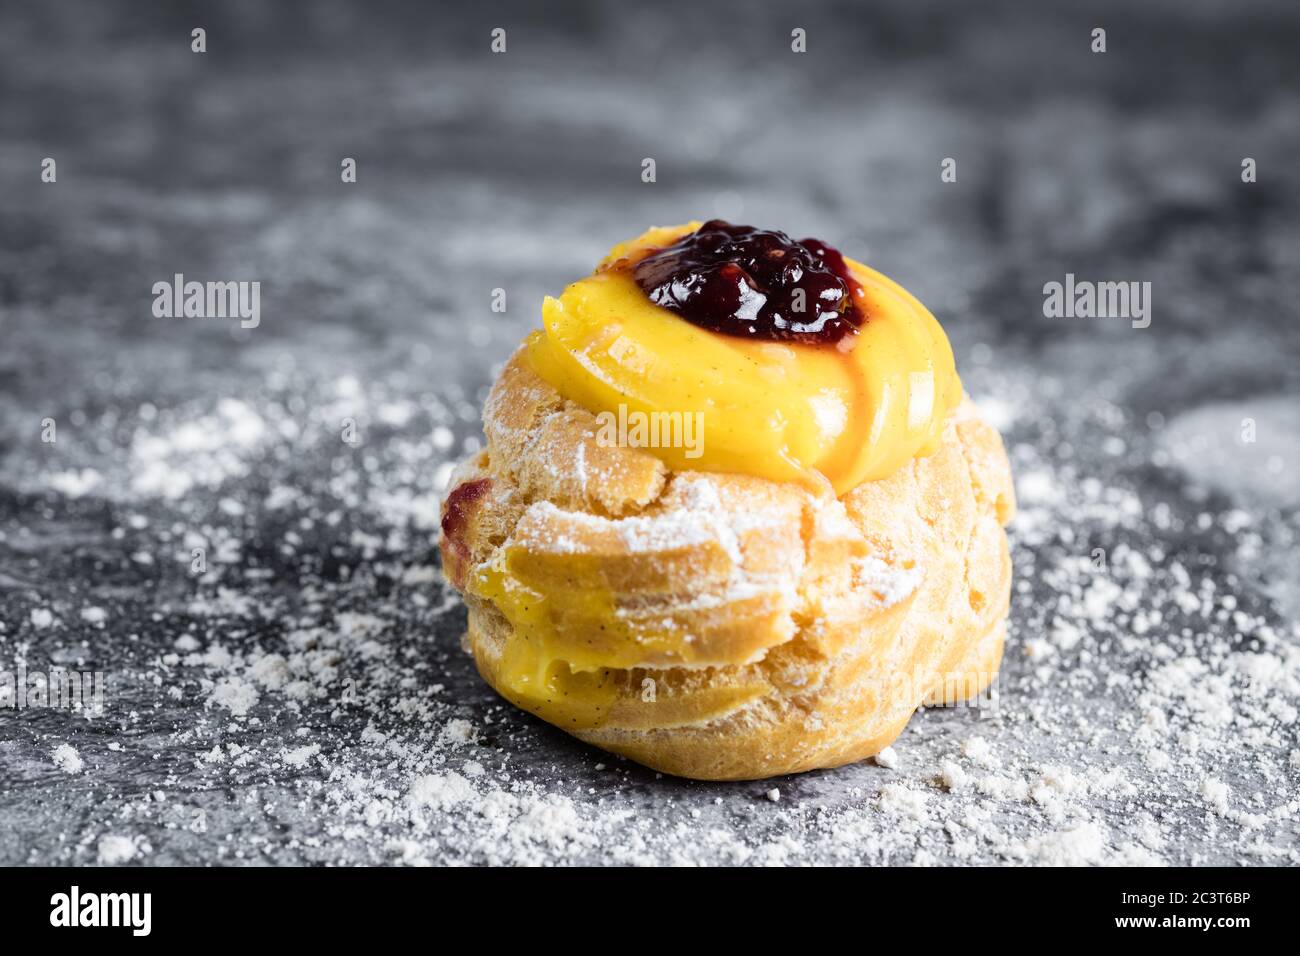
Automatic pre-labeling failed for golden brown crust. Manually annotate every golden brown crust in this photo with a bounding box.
[440,349,1016,780]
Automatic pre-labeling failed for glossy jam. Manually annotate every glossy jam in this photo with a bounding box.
[439,477,490,588]
[630,220,863,343]
[521,222,963,495]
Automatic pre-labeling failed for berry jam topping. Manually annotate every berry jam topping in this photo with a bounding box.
[440,477,491,588]
[631,220,864,343]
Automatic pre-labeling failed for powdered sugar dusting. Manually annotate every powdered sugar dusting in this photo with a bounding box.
[7,352,1298,867]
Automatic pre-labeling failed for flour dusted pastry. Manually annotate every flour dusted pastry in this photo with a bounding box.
[440,221,1015,780]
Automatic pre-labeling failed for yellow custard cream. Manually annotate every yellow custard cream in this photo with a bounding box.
[522,223,962,494]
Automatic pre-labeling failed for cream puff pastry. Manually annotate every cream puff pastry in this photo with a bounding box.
[440,221,1015,780]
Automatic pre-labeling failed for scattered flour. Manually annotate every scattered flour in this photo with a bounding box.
[80,606,108,626]
[97,835,140,865]
[280,744,321,768]
[207,677,260,717]
[12,371,1298,867]
[52,744,83,774]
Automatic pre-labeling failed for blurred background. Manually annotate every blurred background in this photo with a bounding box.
[0,0,1298,865]
[3,0,1298,397]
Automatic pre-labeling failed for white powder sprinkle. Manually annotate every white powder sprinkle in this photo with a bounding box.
[1200,777,1231,816]
[281,744,321,768]
[80,606,108,626]
[52,744,83,774]
[207,676,260,717]
[18,369,1294,868]
[96,835,140,865]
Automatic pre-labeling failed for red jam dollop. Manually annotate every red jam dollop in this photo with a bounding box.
[630,220,864,343]
[439,477,491,588]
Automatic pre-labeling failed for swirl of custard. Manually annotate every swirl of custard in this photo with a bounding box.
[522,221,962,494]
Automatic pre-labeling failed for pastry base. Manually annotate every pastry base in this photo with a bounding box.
[441,350,1016,781]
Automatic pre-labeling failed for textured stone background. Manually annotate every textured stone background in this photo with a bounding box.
[1,0,1298,865]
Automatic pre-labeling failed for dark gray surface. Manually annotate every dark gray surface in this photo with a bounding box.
[1,0,1298,865]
